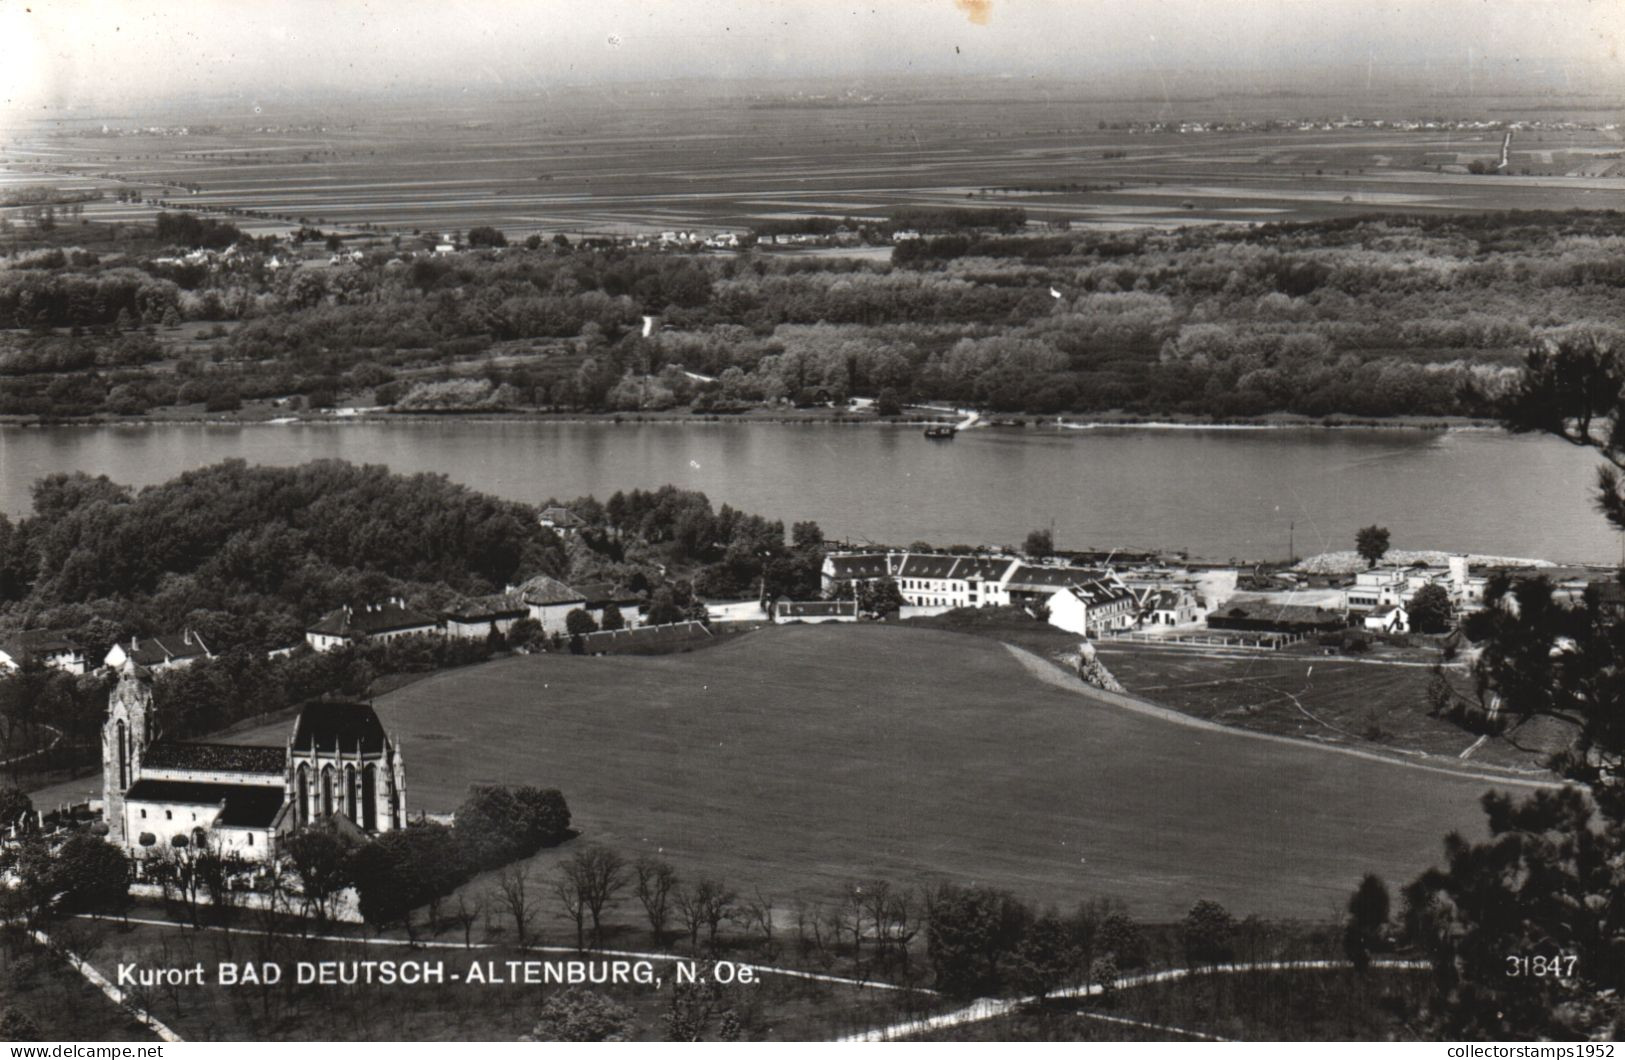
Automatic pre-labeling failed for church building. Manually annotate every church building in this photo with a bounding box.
[101,661,407,861]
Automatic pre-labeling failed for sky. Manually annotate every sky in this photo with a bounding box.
[2,0,1621,121]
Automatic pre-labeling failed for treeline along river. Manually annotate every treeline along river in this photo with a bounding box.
[0,421,1616,565]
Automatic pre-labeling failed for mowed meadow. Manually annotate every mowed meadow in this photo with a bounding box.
[235,625,1526,920]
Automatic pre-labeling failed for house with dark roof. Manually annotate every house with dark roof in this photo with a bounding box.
[0,630,87,675]
[1207,603,1347,635]
[773,599,860,624]
[443,593,529,640]
[575,582,643,629]
[1138,587,1201,627]
[514,575,589,634]
[103,629,212,673]
[305,599,441,652]
[538,506,588,535]
[103,661,408,862]
[893,553,1021,611]
[1045,579,1141,636]
[820,552,895,594]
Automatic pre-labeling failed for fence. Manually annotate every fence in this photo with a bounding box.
[1105,629,1304,651]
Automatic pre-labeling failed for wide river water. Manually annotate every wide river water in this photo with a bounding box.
[0,420,1617,564]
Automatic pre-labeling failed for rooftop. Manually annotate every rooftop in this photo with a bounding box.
[115,630,210,666]
[291,701,390,755]
[124,779,287,829]
[144,741,285,776]
[307,600,438,638]
[444,593,529,622]
[515,575,586,607]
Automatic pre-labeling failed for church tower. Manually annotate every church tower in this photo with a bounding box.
[102,661,153,846]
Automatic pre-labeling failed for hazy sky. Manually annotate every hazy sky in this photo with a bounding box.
[3,0,1620,120]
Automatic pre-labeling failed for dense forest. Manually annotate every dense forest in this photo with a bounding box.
[3,209,1624,419]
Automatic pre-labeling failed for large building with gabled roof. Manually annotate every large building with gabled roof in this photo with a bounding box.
[101,661,406,862]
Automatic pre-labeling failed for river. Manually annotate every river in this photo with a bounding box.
[0,420,1617,564]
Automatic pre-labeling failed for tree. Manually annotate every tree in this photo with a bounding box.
[50,834,131,916]
[526,988,636,1042]
[791,520,824,552]
[1013,912,1080,998]
[599,603,625,631]
[1095,910,1146,969]
[1408,582,1454,634]
[1181,898,1235,966]
[664,981,741,1042]
[1396,331,1625,1037]
[1024,528,1054,559]
[351,831,426,930]
[634,856,678,942]
[497,863,538,949]
[875,387,903,417]
[1355,525,1391,567]
[925,884,1030,999]
[565,608,598,636]
[0,786,32,826]
[0,1008,42,1042]
[1343,873,1390,972]
[467,226,508,248]
[283,829,353,923]
[557,845,630,948]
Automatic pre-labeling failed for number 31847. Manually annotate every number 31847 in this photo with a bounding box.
[1506,955,1577,978]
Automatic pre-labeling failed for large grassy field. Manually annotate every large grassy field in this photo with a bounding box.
[224,625,1533,920]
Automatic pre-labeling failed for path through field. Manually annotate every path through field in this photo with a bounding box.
[219,625,1545,920]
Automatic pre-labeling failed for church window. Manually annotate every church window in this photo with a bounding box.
[297,764,310,826]
[117,720,128,790]
[345,765,357,820]
[321,765,334,818]
[362,765,377,830]
[246,834,254,846]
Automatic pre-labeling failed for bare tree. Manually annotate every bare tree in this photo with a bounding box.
[496,864,538,949]
[452,891,485,949]
[634,856,679,944]
[697,879,737,951]
[861,878,893,959]
[552,866,588,951]
[839,880,868,960]
[674,882,705,951]
[558,845,630,948]
[737,887,778,961]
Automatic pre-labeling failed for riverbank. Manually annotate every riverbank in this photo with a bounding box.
[0,405,1501,432]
